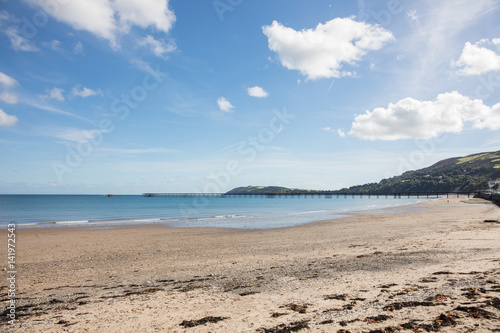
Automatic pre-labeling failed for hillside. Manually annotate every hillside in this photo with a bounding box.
[226,150,500,194]
[225,186,313,195]
[338,150,500,193]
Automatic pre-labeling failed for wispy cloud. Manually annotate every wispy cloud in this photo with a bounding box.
[4,26,39,52]
[138,35,176,57]
[25,99,94,124]
[39,87,65,101]
[97,147,179,155]
[71,87,103,98]
[42,40,64,52]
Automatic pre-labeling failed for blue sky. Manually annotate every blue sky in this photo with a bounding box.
[1,0,500,194]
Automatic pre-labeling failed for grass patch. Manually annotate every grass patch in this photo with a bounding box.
[461,198,491,204]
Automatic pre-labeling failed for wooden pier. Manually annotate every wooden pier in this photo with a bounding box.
[143,192,478,199]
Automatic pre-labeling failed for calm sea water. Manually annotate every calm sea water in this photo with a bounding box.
[0,195,433,229]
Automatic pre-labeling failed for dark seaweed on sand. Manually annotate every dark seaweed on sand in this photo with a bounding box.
[257,319,310,333]
[179,316,228,327]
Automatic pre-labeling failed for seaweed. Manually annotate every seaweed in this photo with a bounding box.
[366,327,400,333]
[281,303,308,313]
[179,316,228,328]
[485,297,500,310]
[454,306,496,319]
[365,314,391,323]
[324,294,347,301]
[257,320,310,333]
[383,301,436,311]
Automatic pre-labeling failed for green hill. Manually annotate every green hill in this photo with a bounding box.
[337,150,500,193]
[225,186,312,195]
[226,150,500,194]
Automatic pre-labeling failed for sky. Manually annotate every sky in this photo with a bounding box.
[1,0,500,194]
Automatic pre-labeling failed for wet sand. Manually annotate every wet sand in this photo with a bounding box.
[1,197,500,332]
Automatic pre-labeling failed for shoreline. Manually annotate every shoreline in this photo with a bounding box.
[1,197,499,332]
[2,194,437,231]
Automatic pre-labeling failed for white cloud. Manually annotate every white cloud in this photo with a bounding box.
[0,109,18,127]
[262,18,394,80]
[138,35,176,57]
[247,86,268,98]
[113,0,176,33]
[74,41,84,54]
[217,97,234,112]
[45,88,65,101]
[25,0,176,47]
[348,91,500,140]
[322,126,332,132]
[452,40,500,75]
[0,92,19,104]
[4,26,39,52]
[72,87,102,98]
[0,72,19,104]
[0,72,18,88]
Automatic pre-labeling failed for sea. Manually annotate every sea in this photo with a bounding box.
[0,194,434,230]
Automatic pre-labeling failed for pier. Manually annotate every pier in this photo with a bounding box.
[143,192,478,198]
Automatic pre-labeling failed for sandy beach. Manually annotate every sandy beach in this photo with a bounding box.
[1,197,500,332]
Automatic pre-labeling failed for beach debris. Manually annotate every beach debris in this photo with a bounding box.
[433,313,459,328]
[485,297,500,310]
[239,291,259,296]
[365,327,400,333]
[336,330,351,333]
[425,294,448,303]
[483,219,500,223]
[432,271,452,275]
[179,316,228,328]
[270,312,288,318]
[419,276,438,283]
[461,287,487,299]
[365,314,391,324]
[324,294,347,301]
[56,319,77,327]
[383,301,436,311]
[318,319,334,324]
[280,303,308,313]
[398,313,459,332]
[454,306,496,319]
[379,283,398,289]
[256,319,310,332]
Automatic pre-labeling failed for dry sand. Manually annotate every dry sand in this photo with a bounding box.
[1,197,500,332]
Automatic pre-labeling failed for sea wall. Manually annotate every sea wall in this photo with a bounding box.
[476,191,500,205]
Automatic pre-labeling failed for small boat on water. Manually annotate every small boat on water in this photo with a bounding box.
[106,194,114,197]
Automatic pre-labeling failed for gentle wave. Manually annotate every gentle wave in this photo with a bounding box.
[289,210,327,215]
